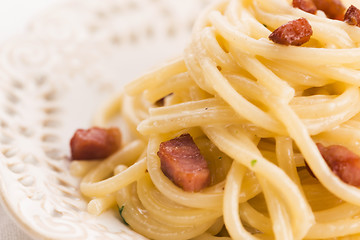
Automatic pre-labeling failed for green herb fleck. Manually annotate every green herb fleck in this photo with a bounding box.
[218,156,222,160]
[263,24,267,28]
[251,159,257,167]
[119,206,129,226]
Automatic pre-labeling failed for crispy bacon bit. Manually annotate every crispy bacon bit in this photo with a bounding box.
[70,127,121,160]
[293,0,317,14]
[317,143,360,187]
[269,18,313,46]
[157,134,210,192]
[344,5,360,26]
[312,0,346,20]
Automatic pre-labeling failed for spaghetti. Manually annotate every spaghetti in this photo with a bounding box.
[70,0,360,239]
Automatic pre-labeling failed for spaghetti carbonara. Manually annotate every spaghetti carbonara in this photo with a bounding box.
[70,0,360,239]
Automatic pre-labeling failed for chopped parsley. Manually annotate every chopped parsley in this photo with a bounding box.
[251,159,257,167]
[218,156,222,160]
[119,206,129,226]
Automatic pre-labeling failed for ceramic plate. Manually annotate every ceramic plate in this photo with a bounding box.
[0,0,211,238]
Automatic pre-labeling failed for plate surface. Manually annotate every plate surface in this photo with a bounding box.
[0,0,211,239]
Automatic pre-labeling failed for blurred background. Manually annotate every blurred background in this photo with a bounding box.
[0,0,59,43]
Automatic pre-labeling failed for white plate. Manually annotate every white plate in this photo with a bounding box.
[0,0,211,239]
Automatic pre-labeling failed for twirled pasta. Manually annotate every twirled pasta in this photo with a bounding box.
[71,0,360,239]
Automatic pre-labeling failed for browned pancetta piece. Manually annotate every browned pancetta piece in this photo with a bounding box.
[312,0,345,20]
[317,143,360,187]
[293,0,317,14]
[70,127,121,160]
[157,134,210,192]
[344,5,360,27]
[269,18,313,46]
